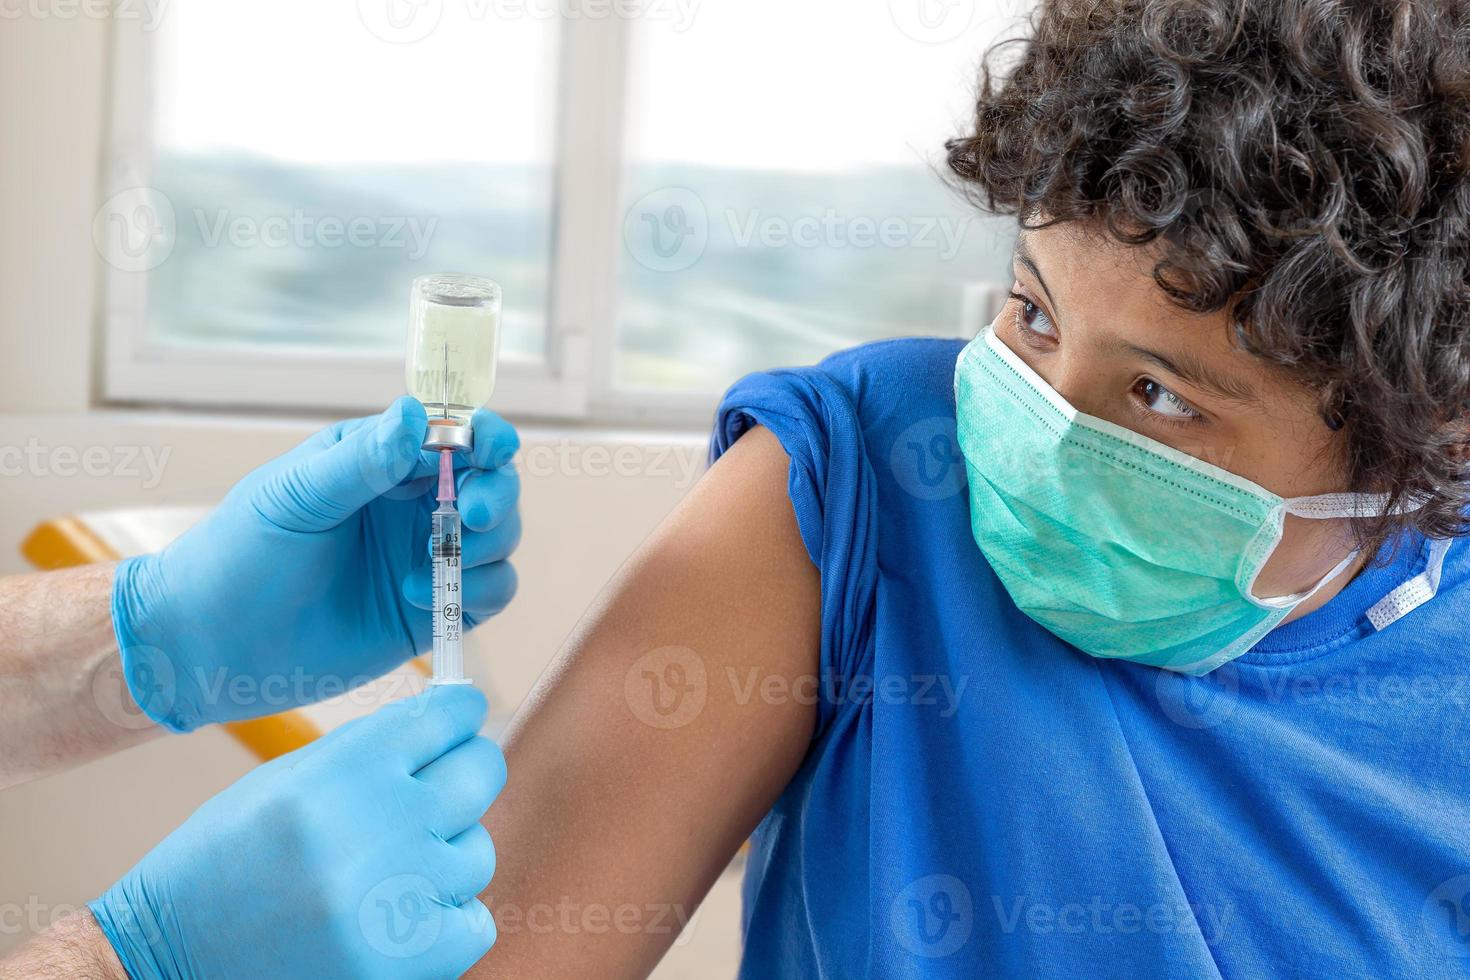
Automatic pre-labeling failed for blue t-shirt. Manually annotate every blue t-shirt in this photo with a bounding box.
[711,338,1470,979]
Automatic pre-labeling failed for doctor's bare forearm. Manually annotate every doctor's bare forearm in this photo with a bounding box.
[0,908,128,980]
[0,563,161,789]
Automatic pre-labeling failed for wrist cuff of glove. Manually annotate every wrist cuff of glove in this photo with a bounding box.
[87,893,168,980]
[112,556,201,734]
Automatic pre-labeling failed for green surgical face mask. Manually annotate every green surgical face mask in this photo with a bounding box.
[953,325,1393,675]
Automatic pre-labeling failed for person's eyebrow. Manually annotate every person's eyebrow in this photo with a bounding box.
[1014,234,1256,405]
[1012,238,1062,321]
[1118,340,1259,404]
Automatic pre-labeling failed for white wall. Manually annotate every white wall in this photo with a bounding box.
[0,11,738,972]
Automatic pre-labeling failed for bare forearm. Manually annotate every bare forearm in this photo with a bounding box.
[0,564,162,789]
[0,909,128,980]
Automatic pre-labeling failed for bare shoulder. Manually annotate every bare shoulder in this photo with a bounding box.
[472,424,819,978]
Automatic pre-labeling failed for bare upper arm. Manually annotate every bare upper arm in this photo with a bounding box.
[470,425,821,978]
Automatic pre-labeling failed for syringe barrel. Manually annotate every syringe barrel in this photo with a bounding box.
[430,504,470,685]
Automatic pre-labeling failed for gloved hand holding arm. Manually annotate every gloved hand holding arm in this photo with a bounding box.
[0,398,520,785]
[1,685,505,979]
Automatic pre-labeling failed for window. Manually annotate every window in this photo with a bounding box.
[614,0,1018,396]
[98,1,1023,424]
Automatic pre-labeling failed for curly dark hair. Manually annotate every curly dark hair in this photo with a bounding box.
[947,0,1470,552]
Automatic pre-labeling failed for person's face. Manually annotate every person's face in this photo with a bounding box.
[996,222,1359,615]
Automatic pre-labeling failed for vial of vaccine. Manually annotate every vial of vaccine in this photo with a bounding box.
[405,273,502,452]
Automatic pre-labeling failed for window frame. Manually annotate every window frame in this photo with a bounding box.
[97,11,728,428]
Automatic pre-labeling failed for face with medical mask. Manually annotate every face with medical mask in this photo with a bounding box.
[954,224,1420,674]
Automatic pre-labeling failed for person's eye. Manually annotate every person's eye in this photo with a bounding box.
[1133,378,1201,421]
[1009,291,1057,341]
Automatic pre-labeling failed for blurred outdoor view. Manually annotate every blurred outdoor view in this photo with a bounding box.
[147,155,554,364]
[148,154,1014,391]
[139,0,1026,400]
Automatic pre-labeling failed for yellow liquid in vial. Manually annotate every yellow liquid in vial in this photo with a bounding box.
[405,276,501,426]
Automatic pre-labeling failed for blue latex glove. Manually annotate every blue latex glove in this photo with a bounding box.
[90,685,505,979]
[113,397,521,732]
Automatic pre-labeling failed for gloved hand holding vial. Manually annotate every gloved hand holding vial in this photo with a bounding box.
[405,273,502,685]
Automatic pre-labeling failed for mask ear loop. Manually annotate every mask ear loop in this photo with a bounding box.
[1246,493,1383,606]
[1255,490,1433,606]
[1251,547,1361,608]
[1281,492,1391,521]
[1286,492,1451,629]
[1284,490,1430,520]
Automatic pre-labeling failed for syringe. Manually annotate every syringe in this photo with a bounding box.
[430,449,470,685]
[405,272,501,685]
